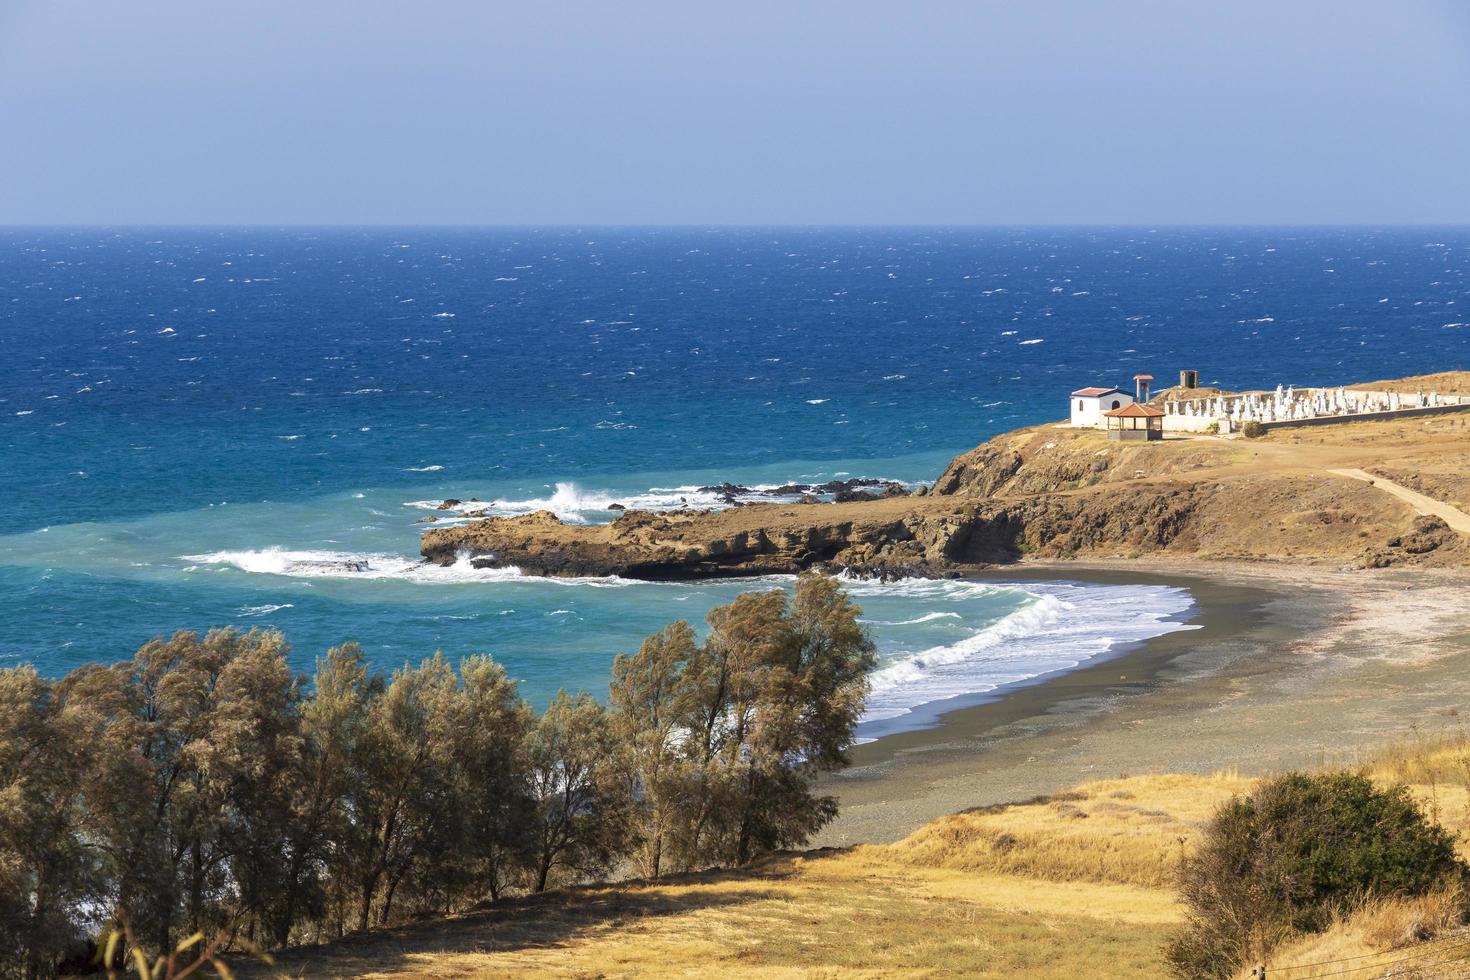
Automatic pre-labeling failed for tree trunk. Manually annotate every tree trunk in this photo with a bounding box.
[356,872,377,932]
[380,872,402,927]
[189,837,204,933]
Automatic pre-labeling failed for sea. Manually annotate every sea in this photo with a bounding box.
[2,227,1466,736]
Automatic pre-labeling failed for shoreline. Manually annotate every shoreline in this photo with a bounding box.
[852,571,1204,743]
[817,559,1470,845]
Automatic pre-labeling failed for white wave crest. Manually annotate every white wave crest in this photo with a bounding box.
[406,479,915,526]
[864,611,964,626]
[860,582,1198,730]
[178,548,633,587]
[239,603,294,616]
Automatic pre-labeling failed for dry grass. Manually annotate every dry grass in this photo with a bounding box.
[881,772,1252,889]
[264,847,1176,979]
[250,741,1470,978]
[1229,736,1470,979]
[1231,889,1470,979]
[1369,733,1470,862]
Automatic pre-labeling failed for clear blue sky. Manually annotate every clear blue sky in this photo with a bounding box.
[2,1,1469,225]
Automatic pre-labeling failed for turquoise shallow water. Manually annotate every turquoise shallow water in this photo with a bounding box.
[2,227,1465,732]
[0,458,1199,732]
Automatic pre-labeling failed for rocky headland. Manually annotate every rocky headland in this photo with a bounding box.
[420,373,1470,580]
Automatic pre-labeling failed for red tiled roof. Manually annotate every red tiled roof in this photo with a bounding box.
[1133,374,1154,380]
[1071,387,1125,397]
[1104,403,1165,418]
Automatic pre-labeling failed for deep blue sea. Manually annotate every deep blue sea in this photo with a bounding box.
[2,227,1466,733]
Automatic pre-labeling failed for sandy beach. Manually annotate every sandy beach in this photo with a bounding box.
[819,560,1470,845]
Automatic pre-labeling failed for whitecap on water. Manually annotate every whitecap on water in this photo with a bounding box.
[859,581,1197,732]
[238,603,294,616]
[176,548,633,587]
[863,611,963,626]
[402,478,913,526]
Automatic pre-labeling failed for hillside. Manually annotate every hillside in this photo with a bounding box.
[420,372,1470,577]
[260,739,1470,979]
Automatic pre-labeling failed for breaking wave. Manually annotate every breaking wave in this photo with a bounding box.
[859,581,1198,732]
[238,603,294,616]
[178,548,632,586]
[403,478,911,525]
[863,611,964,626]
[175,549,1193,741]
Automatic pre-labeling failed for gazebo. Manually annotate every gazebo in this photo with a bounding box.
[1103,402,1164,441]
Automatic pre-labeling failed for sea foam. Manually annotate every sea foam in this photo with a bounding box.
[177,547,633,587]
[859,580,1197,731]
[404,479,913,525]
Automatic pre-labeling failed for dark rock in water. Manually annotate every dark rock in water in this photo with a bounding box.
[464,509,489,518]
[608,503,626,511]
[698,482,752,496]
[764,483,813,496]
[814,478,883,493]
[879,482,908,498]
[436,499,462,510]
[833,489,880,503]
[415,515,438,524]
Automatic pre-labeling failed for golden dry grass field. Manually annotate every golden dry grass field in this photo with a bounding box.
[257,737,1470,979]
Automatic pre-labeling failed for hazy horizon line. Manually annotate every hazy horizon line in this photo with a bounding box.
[4,221,1470,231]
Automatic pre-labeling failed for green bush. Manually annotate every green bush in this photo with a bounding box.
[1165,771,1466,978]
[1241,420,1266,439]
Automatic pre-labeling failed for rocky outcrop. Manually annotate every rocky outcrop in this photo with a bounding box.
[420,379,1470,580]
[419,502,977,579]
[419,464,1466,579]
[1359,515,1459,568]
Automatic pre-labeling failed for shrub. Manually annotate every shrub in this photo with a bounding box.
[1241,420,1266,439]
[1205,422,1219,435]
[1165,771,1466,978]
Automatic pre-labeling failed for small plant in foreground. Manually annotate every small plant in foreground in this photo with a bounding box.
[1165,770,1467,978]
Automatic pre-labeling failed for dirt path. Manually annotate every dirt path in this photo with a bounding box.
[1328,468,1470,534]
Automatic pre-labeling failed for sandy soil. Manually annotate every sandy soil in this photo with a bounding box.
[817,559,1470,845]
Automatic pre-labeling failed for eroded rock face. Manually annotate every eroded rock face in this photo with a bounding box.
[1361,515,1458,567]
[419,400,1470,580]
[419,504,976,579]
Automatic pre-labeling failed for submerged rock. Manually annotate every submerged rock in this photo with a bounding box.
[697,482,752,496]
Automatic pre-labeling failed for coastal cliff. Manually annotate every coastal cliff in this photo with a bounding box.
[420,373,1470,579]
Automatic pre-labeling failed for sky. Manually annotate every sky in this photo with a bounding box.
[1,1,1469,225]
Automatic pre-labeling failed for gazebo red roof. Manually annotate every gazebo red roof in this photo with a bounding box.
[1103,403,1164,418]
